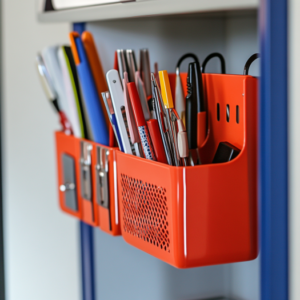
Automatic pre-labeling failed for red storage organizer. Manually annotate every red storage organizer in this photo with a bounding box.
[55,132,121,236]
[117,73,258,268]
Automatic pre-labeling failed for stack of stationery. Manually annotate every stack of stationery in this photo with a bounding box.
[37,31,259,166]
[105,49,203,166]
[36,32,111,146]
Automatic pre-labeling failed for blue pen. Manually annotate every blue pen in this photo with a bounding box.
[70,32,109,146]
[101,92,124,152]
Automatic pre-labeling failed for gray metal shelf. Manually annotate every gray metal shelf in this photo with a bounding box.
[37,0,258,23]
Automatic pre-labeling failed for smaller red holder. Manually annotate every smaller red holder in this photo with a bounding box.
[55,132,121,236]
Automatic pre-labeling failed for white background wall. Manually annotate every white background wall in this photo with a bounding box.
[2,1,80,299]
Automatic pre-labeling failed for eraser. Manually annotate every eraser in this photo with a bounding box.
[212,142,240,164]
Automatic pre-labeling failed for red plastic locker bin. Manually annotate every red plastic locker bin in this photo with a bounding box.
[55,132,121,236]
[117,73,258,268]
[56,132,83,220]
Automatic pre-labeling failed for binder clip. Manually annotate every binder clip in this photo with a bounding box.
[60,154,78,211]
[96,146,111,229]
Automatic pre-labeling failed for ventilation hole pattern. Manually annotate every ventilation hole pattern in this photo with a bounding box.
[121,174,171,253]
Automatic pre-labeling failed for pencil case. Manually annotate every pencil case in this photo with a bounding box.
[55,131,121,236]
[117,72,258,268]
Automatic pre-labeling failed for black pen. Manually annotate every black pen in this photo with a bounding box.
[186,61,204,166]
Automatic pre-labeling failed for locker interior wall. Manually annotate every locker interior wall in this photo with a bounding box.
[88,11,260,300]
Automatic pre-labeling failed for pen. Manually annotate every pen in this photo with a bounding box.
[177,118,189,166]
[36,53,72,135]
[175,66,185,125]
[154,62,160,90]
[175,53,199,127]
[159,70,181,166]
[147,119,167,164]
[105,91,119,148]
[135,71,151,121]
[117,49,128,84]
[194,61,207,150]
[126,50,137,83]
[151,73,173,165]
[114,51,118,70]
[127,82,157,161]
[101,91,124,152]
[123,72,144,157]
[186,62,203,165]
[139,49,152,107]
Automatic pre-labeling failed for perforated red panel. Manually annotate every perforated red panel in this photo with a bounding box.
[121,174,171,252]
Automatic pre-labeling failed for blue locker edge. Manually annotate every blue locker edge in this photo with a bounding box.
[259,0,289,299]
[73,22,96,300]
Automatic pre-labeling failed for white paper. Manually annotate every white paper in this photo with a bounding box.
[52,0,132,10]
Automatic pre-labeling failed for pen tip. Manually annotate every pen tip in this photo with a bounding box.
[151,73,155,81]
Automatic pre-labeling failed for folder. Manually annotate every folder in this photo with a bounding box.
[82,31,110,129]
[58,46,84,138]
[69,32,109,146]
[42,46,71,129]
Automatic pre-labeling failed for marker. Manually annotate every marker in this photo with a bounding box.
[186,62,204,165]
[127,83,156,161]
